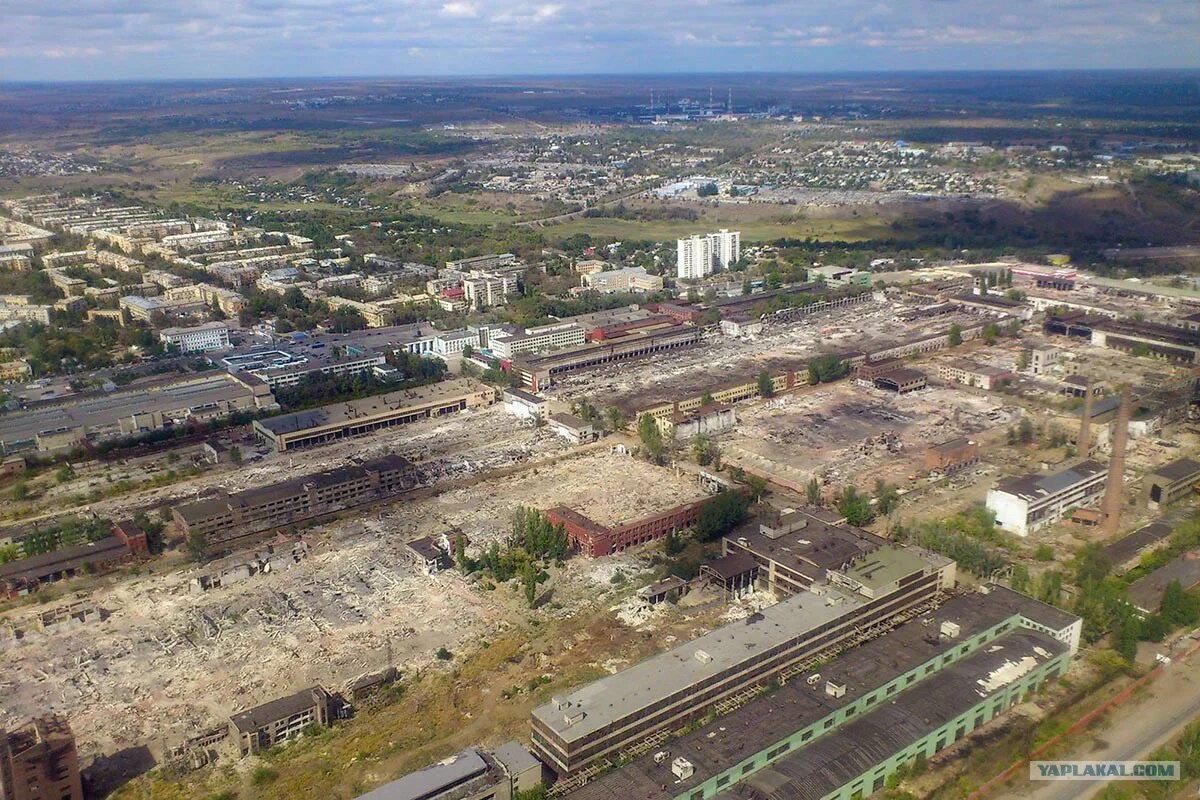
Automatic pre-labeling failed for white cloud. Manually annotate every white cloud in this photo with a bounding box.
[441,1,479,18]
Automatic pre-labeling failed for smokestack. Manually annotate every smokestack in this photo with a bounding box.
[1078,381,1093,456]
[1101,385,1132,535]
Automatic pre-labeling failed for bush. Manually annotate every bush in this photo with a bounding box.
[435,647,453,661]
[251,766,278,787]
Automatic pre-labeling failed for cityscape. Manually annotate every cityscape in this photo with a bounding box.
[1,4,1199,800]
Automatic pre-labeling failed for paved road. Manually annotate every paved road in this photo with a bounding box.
[1000,638,1200,800]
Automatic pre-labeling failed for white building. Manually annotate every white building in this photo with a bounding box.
[584,267,664,294]
[676,230,740,280]
[677,235,713,280]
[986,459,1108,536]
[489,323,586,360]
[433,329,479,358]
[160,322,231,353]
[463,274,517,308]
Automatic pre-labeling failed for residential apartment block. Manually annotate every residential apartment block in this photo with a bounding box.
[677,229,740,279]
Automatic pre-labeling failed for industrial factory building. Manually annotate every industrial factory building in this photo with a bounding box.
[253,380,496,452]
[530,543,956,776]
[172,454,418,549]
[559,587,1078,800]
[986,460,1108,537]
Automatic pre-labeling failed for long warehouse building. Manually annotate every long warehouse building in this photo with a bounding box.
[172,454,419,549]
[253,379,496,452]
[0,371,277,455]
[562,587,1079,800]
[531,545,957,776]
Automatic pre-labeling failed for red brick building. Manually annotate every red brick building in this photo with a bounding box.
[924,437,980,473]
[545,499,706,557]
[112,519,150,557]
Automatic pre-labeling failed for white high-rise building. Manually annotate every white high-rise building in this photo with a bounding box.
[676,235,712,280]
[710,228,740,270]
[676,229,740,280]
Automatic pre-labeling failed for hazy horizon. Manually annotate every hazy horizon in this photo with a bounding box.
[2,0,1197,82]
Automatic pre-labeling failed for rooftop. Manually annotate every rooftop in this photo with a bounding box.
[1150,457,1200,484]
[1128,551,1200,612]
[994,460,1107,502]
[229,686,328,733]
[533,585,866,745]
[930,437,975,454]
[255,379,487,436]
[357,749,494,800]
[565,588,1073,800]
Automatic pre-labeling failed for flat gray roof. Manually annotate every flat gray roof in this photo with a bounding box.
[0,372,261,447]
[356,748,491,800]
[532,585,865,745]
[256,379,486,436]
[723,630,1065,800]
[565,588,1074,800]
[995,459,1107,501]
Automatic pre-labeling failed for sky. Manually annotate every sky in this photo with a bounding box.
[0,0,1197,82]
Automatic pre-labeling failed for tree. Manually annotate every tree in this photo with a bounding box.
[948,324,963,346]
[874,479,900,516]
[604,406,625,431]
[55,464,75,484]
[838,486,874,527]
[807,355,848,385]
[11,482,27,502]
[695,490,749,541]
[1161,580,1200,628]
[700,390,714,406]
[229,445,243,465]
[981,323,1000,346]
[696,182,719,198]
[806,476,822,506]
[186,530,208,563]
[461,344,474,360]
[1018,417,1036,444]
[1016,349,1031,371]
[637,413,664,464]
[757,371,775,398]
[692,435,714,466]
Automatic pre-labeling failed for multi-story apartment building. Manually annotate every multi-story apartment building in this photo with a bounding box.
[160,321,230,353]
[986,460,1108,536]
[676,234,713,280]
[676,230,740,279]
[446,253,517,272]
[463,273,518,308]
[583,267,665,294]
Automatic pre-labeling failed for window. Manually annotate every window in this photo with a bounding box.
[717,775,730,788]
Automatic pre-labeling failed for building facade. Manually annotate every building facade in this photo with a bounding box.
[0,716,83,800]
[160,322,230,353]
[986,460,1108,536]
[173,454,418,549]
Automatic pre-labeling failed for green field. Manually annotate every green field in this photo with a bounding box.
[530,214,893,244]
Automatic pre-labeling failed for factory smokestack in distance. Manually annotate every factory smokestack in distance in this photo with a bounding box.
[1078,381,1093,456]
[1101,385,1132,535]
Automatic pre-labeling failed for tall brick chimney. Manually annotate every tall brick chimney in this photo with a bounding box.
[1078,381,1093,456]
[1101,385,1132,534]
